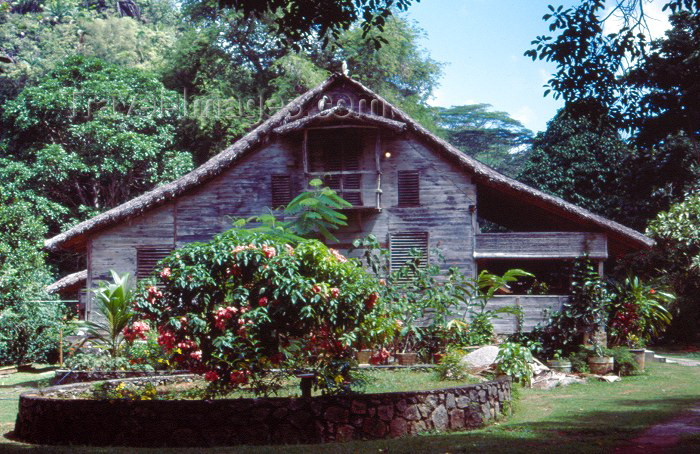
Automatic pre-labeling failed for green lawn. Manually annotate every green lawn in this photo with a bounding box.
[0,363,699,453]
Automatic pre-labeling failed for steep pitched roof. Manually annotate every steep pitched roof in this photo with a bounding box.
[46,270,87,295]
[45,74,653,253]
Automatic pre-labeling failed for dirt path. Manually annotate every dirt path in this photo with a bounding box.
[616,404,700,453]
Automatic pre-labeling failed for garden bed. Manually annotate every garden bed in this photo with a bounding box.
[14,373,512,447]
[50,369,191,386]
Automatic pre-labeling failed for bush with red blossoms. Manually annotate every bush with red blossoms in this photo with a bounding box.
[133,229,382,396]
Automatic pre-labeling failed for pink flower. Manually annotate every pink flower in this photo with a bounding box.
[258,297,268,307]
[204,370,219,382]
[157,328,176,350]
[160,267,171,279]
[261,244,276,258]
[330,248,347,263]
[379,279,386,286]
[330,287,340,298]
[122,321,150,343]
[190,350,202,361]
[312,284,322,294]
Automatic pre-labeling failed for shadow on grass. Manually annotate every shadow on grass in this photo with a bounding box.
[1,395,699,454]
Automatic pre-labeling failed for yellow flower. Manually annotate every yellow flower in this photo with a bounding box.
[334,375,344,384]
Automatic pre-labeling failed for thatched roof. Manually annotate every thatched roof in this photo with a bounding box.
[45,73,653,253]
[46,270,87,295]
[273,106,407,135]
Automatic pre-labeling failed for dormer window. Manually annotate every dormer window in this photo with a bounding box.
[305,128,380,208]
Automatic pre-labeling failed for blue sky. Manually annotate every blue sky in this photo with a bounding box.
[405,0,569,133]
[405,0,670,134]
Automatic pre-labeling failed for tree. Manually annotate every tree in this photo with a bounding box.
[436,104,533,177]
[203,0,417,49]
[0,188,64,366]
[1,56,193,228]
[628,191,700,342]
[517,103,635,224]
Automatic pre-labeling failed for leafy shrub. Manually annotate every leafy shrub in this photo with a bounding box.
[65,352,134,371]
[351,234,530,354]
[82,271,136,358]
[90,381,158,400]
[607,276,674,347]
[132,229,381,396]
[529,259,611,358]
[434,349,470,381]
[496,342,534,386]
[0,300,65,366]
[606,346,640,376]
[568,349,590,373]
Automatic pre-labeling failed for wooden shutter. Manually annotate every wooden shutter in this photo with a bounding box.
[390,232,429,272]
[398,170,420,207]
[271,175,292,208]
[137,247,173,280]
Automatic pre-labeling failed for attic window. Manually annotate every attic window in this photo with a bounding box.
[271,175,292,208]
[390,231,429,273]
[309,129,364,206]
[137,247,173,280]
[398,170,420,207]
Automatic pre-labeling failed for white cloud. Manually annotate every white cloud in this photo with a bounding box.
[512,105,536,129]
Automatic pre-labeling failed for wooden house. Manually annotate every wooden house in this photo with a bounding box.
[45,74,653,332]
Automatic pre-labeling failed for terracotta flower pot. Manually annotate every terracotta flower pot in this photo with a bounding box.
[395,352,418,366]
[355,350,372,365]
[588,356,614,375]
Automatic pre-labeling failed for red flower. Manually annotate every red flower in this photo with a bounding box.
[330,288,340,298]
[230,370,249,385]
[258,297,268,307]
[650,288,656,294]
[204,370,219,382]
[365,292,379,310]
[160,267,171,279]
[261,244,277,258]
[312,284,322,294]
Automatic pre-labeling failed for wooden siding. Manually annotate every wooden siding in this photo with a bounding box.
[483,295,568,334]
[474,232,608,260]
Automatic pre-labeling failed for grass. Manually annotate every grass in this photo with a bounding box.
[0,363,699,453]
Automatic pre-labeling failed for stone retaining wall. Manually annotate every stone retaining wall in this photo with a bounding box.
[15,376,512,447]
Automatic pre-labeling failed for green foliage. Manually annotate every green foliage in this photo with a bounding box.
[352,234,531,354]
[606,346,640,376]
[607,276,674,347]
[0,189,54,307]
[434,349,471,381]
[1,55,193,228]
[529,259,612,358]
[212,0,418,49]
[643,191,700,341]
[89,381,157,400]
[496,342,534,386]
[436,104,533,177]
[132,229,380,396]
[0,299,65,366]
[83,271,135,358]
[517,104,635,224]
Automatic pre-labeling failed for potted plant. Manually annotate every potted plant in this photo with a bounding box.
[587,342,614,375]
[547,350,572,373]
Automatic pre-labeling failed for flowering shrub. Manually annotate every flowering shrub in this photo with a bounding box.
[607,276,674,347]
[133,229,380,396]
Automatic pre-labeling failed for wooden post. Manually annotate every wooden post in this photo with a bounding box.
[374,130,382,209]
[58,327,63,368]
[597,260,604,278]
[302,129,309,177]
